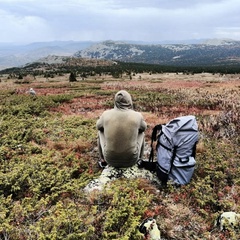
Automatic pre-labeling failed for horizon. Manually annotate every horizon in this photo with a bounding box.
[0,37,239,47]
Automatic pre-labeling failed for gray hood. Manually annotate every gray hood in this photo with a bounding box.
[114,90,133,110]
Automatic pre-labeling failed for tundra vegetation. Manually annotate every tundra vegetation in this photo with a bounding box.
[0,63,239,239]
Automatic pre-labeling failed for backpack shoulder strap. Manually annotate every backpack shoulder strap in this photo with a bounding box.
[149,124,162,162]
[152,124,162,141]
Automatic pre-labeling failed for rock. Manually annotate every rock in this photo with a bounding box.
[84,164,161,192]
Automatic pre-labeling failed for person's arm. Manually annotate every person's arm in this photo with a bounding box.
[139,116,147,133]
[96,115,104,132]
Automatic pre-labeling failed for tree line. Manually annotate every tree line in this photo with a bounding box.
[1,61,240,81]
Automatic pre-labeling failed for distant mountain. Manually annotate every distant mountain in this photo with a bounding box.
[31,55,115,67]
[74,39,240,66]
[0,41,96,70]
[1,39,240,70]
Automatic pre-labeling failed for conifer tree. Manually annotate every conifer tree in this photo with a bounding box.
[69,72,77,82]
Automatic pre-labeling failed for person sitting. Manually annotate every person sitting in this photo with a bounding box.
[96,90,147,168]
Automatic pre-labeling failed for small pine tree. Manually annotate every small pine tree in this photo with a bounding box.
[69,72,77,82]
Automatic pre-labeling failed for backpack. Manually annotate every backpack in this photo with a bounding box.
[149,115,199,185]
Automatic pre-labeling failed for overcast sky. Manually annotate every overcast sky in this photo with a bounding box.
[0,0,240,44]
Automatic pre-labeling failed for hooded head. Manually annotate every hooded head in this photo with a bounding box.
[114,90,133,110]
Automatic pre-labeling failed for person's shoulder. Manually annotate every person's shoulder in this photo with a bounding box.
[100,109,115,116]
[128,110,144,118]
[105,109,115,113]
[132,110,143,116]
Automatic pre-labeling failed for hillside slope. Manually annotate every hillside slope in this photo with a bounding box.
[0,41,95,70]
[74,39,240,66]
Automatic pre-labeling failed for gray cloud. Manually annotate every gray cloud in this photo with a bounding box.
[0,0,239,43]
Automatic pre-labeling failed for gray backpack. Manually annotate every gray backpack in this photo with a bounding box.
[149,115,199,185]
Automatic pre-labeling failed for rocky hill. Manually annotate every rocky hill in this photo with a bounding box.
[0,41,95,70]
[74,39,240,66]
[1,39,240,70]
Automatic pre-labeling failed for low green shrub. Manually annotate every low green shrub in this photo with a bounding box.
[0,76,239,239]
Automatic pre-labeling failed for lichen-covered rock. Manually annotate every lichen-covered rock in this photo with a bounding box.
[139,217,161,240]
[84,164,161,192]
[214,212,240,231]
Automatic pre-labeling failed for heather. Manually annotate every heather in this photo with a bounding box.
[0,72,239,239]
